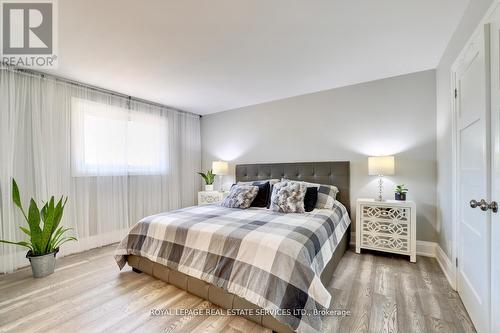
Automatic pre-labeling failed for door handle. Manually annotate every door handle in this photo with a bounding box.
[482,200,498,213]
[470,199,480,208]
[470,199,498,213]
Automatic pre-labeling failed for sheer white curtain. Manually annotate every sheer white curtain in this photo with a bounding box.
[0,66,201,272]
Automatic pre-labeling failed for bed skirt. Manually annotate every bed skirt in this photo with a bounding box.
[125,226,350,333]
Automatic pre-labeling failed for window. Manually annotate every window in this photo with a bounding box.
[71,98,168,176]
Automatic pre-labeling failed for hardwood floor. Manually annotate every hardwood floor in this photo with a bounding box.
[0,245,475,333]
[326,250,475,333]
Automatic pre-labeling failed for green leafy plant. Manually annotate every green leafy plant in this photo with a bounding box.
[198,170,216,185]
[0,179,77,255]
[395,184,408,194]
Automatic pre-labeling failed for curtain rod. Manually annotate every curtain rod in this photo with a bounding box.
[0,63,201,117]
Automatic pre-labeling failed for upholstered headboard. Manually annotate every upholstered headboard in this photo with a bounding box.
[235,161,350,214]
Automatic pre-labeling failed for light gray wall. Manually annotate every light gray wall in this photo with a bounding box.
[201,70,437,242]
[436,0,494,257]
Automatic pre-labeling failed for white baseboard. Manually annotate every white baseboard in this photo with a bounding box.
[415,241,457,292]
[416,240,436,257]
[435,244,457,290]
[0,229,127,273]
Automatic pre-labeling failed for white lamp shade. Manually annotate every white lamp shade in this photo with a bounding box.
[368,156,395,176]
[212,160,228,175]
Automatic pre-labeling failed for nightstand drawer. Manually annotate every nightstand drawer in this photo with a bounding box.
[361,232,410,254]
[360,218,410,236]
[362,205,411,222]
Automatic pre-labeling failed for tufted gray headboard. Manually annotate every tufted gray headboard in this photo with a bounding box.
[235,161,350,214]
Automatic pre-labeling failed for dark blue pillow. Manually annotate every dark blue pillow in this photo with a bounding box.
[304,187,318,212]
[251,182,270,207]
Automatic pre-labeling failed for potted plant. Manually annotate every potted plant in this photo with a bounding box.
[0,179,77,278]
[395,184,408,201]
[198,170,216,191]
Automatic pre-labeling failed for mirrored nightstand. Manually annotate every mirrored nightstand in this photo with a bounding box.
[197,191,228,205]
[356,198,416,262]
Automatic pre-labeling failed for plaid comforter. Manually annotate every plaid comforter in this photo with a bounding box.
[115,201,350,332]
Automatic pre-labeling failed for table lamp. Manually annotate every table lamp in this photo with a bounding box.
[368,156,395,201]
[212,160,228,191]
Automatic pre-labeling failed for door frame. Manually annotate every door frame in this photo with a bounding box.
[450,2,500,332]
[451,31,487,292]
[450,67,458,291]
[486,6,500,333]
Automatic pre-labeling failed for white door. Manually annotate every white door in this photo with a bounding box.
[488,7,500,333]
[455,24,491,333]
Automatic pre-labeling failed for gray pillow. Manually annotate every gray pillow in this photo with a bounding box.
[219,184,259,209]
[269,181,307,213]
[281,178,338,210]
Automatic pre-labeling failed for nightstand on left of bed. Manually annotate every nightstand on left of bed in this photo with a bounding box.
[197,191,228,205]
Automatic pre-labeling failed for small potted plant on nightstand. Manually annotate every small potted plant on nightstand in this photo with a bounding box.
[395,184,408,201]
[198,170,216,191]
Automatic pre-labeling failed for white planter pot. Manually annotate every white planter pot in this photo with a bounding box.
[205,184,214,191]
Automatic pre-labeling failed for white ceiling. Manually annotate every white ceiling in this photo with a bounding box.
[53,0,469,115]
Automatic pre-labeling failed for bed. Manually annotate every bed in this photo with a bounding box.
[115,161,351,333]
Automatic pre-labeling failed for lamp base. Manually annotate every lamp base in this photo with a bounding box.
[218,175,224,192]
[375,177,384,201]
